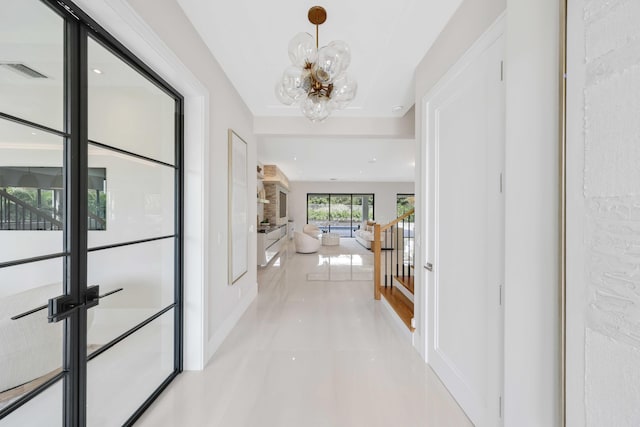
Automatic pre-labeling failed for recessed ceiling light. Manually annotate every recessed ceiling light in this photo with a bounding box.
[368,157,377,163]
[391,105,404,112]
[31,132,37,135]
[92,68,103,74]
[293,156,297,161]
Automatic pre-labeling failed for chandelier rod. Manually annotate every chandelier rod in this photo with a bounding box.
[308,6,327,50]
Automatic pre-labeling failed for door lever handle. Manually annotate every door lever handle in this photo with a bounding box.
[12,286,123,322]
[11,303,48,320]
[98,288,124,299]
[425,262,433,272]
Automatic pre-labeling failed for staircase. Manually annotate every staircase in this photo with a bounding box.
[372,209,415,332]
[0,189,63,230]
[0,189,106,231]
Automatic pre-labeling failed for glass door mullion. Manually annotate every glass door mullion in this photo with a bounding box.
[63,19,89,427]
[174,102,184,375]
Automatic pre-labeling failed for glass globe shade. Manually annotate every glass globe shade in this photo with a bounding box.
[330,73,357,109]
[288,32,317,67]
[275,82,295,105]
[327,40,351,70]
[281,66,306,101]
[301,97,333,122]
[315,41,351,83]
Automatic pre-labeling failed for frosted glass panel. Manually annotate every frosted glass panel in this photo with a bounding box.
[87,37,175,165]
[87,238,174,348]
[87,310,174,426]
[88,145,174,249]
[0,258,63,411]
[0,0,64,131]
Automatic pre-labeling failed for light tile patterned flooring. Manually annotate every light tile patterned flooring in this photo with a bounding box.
[138,239,471,427]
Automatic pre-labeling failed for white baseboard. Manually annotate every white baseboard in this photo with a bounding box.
[205,285,258,363]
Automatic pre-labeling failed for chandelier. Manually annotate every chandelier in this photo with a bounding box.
[275,6,357,122]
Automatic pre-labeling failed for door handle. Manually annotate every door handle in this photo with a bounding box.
[48,285,102,323]
[12,286,123,321]
[10,302,48,321]
[48,286,126,322]
[424,262,433,272]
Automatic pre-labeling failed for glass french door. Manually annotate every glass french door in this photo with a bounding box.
[0,0,183,425]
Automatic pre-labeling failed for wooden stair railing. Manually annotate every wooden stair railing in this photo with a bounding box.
[0,189,63,230]
[373,208,416,331]
[372,208,415,301]
[1,189,106,231]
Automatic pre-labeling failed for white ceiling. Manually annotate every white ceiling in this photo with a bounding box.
[258,137,415,182]
[177,0,463,118]
[177,0,462,182]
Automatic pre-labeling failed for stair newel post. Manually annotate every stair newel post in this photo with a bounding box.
[373,223,381,300]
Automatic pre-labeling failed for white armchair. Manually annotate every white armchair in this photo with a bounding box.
[294,231,321,254]
[302,224,321,238]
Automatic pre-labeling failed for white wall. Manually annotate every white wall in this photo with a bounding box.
[503,0,560,425]
[127,0,258,363]
[567,1,640,425]
[287,181,414,231]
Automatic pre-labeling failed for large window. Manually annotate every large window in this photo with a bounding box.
[307,193,374,237]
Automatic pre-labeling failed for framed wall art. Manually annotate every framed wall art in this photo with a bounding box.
[228,129,248,284]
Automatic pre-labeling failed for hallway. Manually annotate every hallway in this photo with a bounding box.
[138,240,471,426]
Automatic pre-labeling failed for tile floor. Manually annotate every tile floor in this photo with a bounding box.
[138,239,471,427]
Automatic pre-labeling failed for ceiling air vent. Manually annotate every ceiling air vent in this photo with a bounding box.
[0,63,48,78]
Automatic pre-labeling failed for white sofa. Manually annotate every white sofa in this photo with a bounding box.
[354,221,376,249]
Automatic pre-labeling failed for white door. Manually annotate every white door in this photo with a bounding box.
[424,24,505,427]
